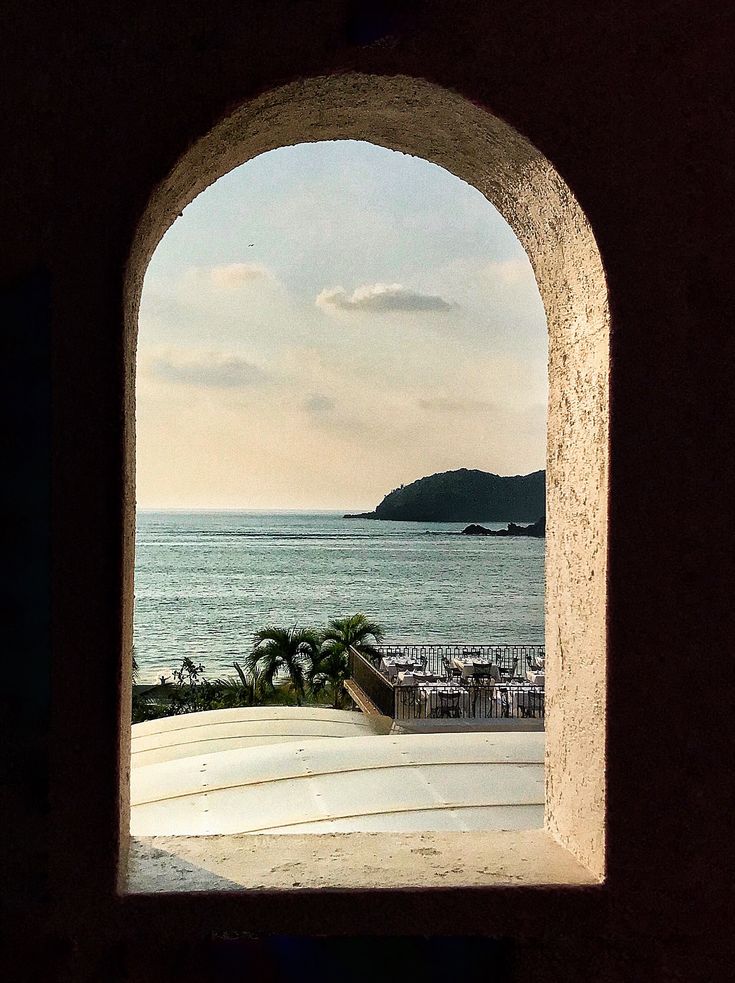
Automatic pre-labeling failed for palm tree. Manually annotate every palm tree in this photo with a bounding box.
[246,626,320,706]
[232,661,266,706]
[321,613,385,662]
[306,647,352,709]
[312,614,386,707]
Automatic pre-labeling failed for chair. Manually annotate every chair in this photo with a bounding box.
[431,691,462,718]
[501,656,520,680]
[396,686,421,720]
[527,689,545,717]
[497,687,511,718]
[519,690,544,717]
[465,676,493,717]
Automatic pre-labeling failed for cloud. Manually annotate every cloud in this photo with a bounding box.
[417,397,497,414]
[316,282,456,313]
[208,263,274,288]
[303,393,336,414]
[148,350,267,389]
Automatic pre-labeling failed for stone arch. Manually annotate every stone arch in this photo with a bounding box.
[124,73,608,879]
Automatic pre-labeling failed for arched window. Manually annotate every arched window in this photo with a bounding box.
[123,74,608,890]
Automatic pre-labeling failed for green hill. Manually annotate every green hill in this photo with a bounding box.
[345,468,545,522]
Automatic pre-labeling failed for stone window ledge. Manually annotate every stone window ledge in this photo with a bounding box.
[127,830,599,894]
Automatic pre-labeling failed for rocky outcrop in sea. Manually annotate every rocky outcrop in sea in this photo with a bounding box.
[461,516,545,537]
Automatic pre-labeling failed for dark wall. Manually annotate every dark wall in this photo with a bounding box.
[2,2,733,980]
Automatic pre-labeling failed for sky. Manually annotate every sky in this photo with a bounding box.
[136,140,548,510]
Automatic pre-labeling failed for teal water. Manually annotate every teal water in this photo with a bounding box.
[134,511,544,683]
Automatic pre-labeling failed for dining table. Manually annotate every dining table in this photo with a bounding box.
[379,656,419,679]
[450,656,500,680]
[415,681,472,717]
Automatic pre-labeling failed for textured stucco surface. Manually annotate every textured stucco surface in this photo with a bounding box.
[126,73,608,878]
[128,830,596,893]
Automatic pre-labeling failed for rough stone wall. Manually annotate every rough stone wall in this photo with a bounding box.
[2,2,733,981]
[128,73,609,879]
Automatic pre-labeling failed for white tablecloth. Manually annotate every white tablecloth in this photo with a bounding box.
[398,671,439,685]
[380,657,419,679]
[417,683,472,717]
[451,657,500,680]
[474,684,544,718]
[394,682,544,719]
[526,670,545,686]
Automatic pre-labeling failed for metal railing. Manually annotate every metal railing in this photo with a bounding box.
[347,646,396,717]
[394,682,545,721]
[347,644,546,721]
[371,643,545,679]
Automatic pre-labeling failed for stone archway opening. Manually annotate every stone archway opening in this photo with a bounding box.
[123,73,608,887]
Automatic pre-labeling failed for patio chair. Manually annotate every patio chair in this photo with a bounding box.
[519,690,545,718]
[500,657,520,680]
[396,686,422,720]
[431,691,462,719]
[464,676,493,717]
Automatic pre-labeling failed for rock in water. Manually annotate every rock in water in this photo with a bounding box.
[461,516,545,537]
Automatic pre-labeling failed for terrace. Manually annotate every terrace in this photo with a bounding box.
[346,644,545,724]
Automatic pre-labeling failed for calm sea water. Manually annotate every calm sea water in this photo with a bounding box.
[134,511,545,683]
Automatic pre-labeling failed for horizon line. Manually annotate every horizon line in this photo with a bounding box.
[136,506,371,513]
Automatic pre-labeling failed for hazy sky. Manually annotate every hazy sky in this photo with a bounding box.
[136,140,547,510]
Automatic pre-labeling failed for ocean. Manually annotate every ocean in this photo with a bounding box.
[133,510,545,683]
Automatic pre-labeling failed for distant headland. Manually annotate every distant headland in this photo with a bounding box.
[344,468,545,522]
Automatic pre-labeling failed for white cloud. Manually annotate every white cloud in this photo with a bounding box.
[316,282,456,313]
[208,263,274,288]
[147,349,267,389]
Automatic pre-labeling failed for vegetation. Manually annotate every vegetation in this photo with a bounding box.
[345,467,545,522]
[310,614,385,708]
[245,626,321,706]
[321,613,385,660]
[131,613,385,722]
